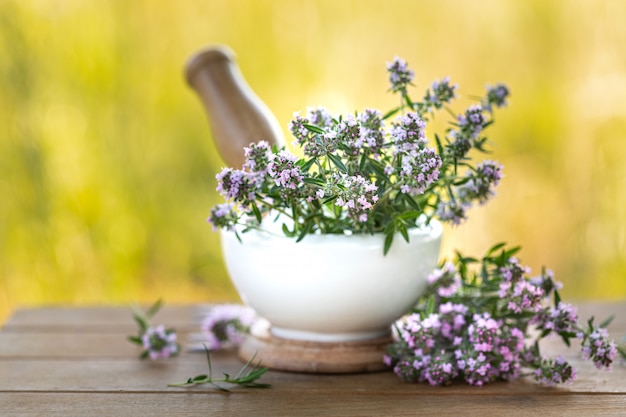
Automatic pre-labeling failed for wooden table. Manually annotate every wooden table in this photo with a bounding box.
[1,303,625,416]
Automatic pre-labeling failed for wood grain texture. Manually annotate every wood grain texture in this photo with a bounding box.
[1,304,625,415]
[3,393,626,417]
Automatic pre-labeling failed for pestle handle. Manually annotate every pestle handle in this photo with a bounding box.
[185,46,286,168]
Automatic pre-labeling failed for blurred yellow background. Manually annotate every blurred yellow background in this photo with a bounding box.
[1,0,625,324]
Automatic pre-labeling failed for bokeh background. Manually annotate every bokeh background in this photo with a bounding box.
[1,0,625,324]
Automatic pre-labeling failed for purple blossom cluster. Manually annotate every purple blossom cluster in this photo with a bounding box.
[141,325,179,360]
[391,112,427,153]
[207,202,237,231]
[289,109,339,157]
[484,83,511,111]
[459,160,503,204]
[335,174,379,223]
[425,77,457,110]
[267,150,303,195]
[534,356,576,386]
[435,200,467,226]
[201,304,256,350]
[435,160,503,226]
[215,168,256,203]
[386,245,619,386]
[243,140,272,179]
[387,56,414,93]
[580,327,618,369]
[398,147,442,196]
[386,305,527,386]
[458,104,487,139]
[358,109,385,154]
[427,261,461,297]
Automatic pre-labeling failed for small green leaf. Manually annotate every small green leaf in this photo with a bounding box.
[251,204,262,223]
[282,223,295,237]
[127,336,142,345]
[599,315,615,329]
[383,231,394,255]
[327,153,348,173]
[302,177,326,187]
[303,123,325,134]
[296,221,312,242]
[382,107,401,120]
[397,222,409,243]
[299,157,317,172]
[425,295,436,316]
[321,195,338,205]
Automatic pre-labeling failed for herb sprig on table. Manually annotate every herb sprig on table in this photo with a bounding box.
[168,346,270,391]
[385,243,624,386]
[128,299,180,360]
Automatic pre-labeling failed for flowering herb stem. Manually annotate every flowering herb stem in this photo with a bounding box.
[128,300,180,360]
[168,345,270,391]
[208,57,510,253]
[386,243,620,386]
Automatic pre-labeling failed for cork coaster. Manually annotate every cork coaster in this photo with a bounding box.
[238,321,392,374]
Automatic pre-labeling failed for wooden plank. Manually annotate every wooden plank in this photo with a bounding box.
[0,351,623,394]
[2,392,626,417]
[1,305,206,332]
[4,301,622,330]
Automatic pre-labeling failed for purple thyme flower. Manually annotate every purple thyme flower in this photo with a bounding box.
[499,280,544,314]
[391,112,427,154]
[484,83,510,111]
[534,356,575,385]
[358,108,385,153]
[243,141,272,177]
[387,56,414,93]
[435,200,469,226]
[398,313,441,351]
[447,129,473,159]
[438,302,468,340]
[461,351,494,386]
[288,111,315,147]
[141,325,179,360]
[334,114,362,156]
[428,262,462,298]
[207,203,237,231]
[216,168,257,204]
[457,104,486,139]
[424,350,458,386]
[335,174,379,223]
[498,257,530,283]
[468,313,500,353]
[534,302,579,333]
[581,327,618,370]
[201,304,256,350]
[425,77,457,110]
[267,150,304,195]
[529,268,563,298]
[398,147,442,196]
[457,160,503,205]
[306,106,334,129]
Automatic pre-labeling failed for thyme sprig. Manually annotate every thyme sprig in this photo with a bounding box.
[169,345,270,391]
[128,299,180,360]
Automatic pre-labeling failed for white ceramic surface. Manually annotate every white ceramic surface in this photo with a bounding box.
[220,219,442,342]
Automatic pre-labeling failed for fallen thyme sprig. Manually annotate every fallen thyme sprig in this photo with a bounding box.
[128,299,180,360]
[169,345,270,391]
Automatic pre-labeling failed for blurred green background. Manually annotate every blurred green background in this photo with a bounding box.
[1,0,625,324]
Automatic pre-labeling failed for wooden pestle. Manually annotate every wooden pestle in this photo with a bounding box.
[184,45,286,168]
